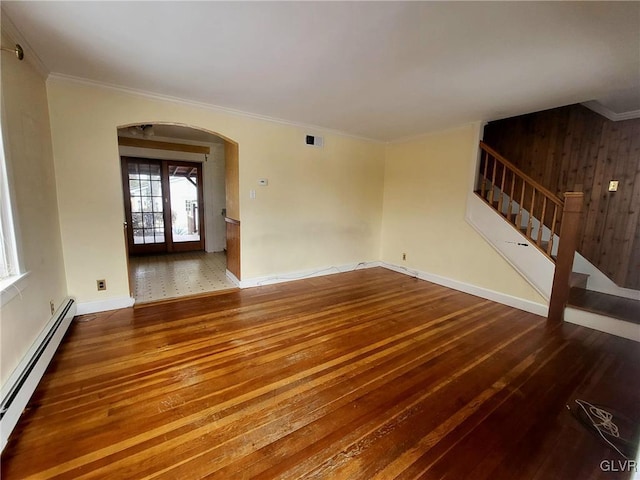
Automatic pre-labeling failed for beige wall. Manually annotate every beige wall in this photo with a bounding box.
[0,32,67,385]
[380,123,545,304]
[46,78,385,304]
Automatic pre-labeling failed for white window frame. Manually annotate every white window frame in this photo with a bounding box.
[0,111,28,305]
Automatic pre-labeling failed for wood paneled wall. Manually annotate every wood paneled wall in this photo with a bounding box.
[225,218,241,280]
[483,104,640,290]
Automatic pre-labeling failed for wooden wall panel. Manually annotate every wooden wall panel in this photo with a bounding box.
[225,218,241,280]
[484,104,640,290]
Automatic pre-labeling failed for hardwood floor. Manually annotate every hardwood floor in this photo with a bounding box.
[2,268,638,479]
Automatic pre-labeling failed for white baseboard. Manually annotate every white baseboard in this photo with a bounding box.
[238,261,382,289]
[381,262,549,317]
[76,296,135,315]
[235,260,546,316]
[565,307,640,342]
[225,270,240,287]
[1,297,76,451]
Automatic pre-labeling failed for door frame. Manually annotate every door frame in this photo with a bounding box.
[165,160,205,253]
[121,156,205,255]
[121,157,167,255]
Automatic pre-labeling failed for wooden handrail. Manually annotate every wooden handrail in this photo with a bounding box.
[480,142,563,206]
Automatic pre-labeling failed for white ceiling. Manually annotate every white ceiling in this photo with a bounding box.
[3,1,639,141]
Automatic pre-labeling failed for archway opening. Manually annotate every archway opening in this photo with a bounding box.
[116,122,240,304]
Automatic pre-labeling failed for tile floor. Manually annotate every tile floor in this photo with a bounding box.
[129,251,237,304]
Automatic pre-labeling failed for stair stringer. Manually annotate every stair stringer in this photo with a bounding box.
[465,191,553,301]
[572,253,640,301]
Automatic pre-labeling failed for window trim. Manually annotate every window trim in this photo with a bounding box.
[0,91,27,302]
[0,271,30,307]
[0,152,19,279]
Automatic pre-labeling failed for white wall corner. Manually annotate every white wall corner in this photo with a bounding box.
[75,296,135,315]
[0,11,49,78]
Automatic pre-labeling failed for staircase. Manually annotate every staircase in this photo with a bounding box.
[474,142,639,340]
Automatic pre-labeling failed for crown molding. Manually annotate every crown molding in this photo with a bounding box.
[582,101,640,122]
[46,73,384,144]
[387,120,482,145]
[0,8,49,78]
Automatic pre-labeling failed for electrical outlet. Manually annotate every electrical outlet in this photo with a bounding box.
[50,300,55,315]
[402,253,406,261]
[97,279,107,291]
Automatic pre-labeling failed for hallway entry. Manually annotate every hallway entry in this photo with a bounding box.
[129,251,236,303]
[117,123,240,304]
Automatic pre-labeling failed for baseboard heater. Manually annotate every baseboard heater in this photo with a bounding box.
[0,297,76,451]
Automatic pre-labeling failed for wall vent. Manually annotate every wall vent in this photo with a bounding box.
[305,135,324,147]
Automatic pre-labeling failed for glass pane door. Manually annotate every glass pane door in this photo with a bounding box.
[168,164,200,244]
[125,159,167,253]
[122,157,203,255]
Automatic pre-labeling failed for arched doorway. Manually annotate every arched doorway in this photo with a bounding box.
[116,123,240,303]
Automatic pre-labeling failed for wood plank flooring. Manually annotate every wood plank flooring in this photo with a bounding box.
[2,268,639,479]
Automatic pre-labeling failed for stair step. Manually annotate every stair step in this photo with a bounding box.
[569,272,589,289]
[496,209,517,223]
[567,287,640,324]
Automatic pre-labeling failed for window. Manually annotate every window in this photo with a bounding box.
[0,127,19,281]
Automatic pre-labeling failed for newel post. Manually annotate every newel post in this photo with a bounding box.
[548,192,584,323]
